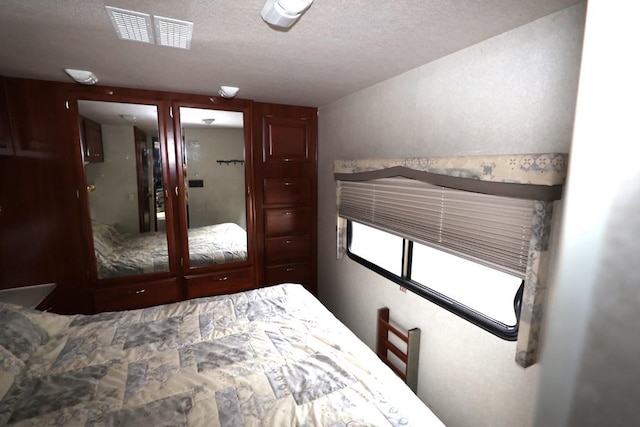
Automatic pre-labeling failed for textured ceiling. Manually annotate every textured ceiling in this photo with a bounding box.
[0,0,581,107]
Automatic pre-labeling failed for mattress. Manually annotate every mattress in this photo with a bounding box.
[93,222,248,278]
[0,283,444,426]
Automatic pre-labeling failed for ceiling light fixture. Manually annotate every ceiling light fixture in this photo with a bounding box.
[202,118,215,125]
[261,0,313,28]
[64,69,99,85]
[218,86,240,99]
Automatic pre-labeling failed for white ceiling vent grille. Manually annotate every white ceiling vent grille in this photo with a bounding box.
[154,16,193,50]
[105,6,153,43]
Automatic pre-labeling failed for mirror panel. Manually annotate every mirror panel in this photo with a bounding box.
[179,107,248,268]
[79,100,169,279]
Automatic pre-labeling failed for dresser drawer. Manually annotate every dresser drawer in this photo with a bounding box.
[92,279,181,313]
[263,178,311,205]
[265,234,311,264]
[264,207,311,237]
[186,268,254,299]
[265,262,311,285]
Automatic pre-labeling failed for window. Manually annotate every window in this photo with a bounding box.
[335,158,564,366]
[336,173,558,340]
[347,221,524,339]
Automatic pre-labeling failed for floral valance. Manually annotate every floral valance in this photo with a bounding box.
[334,153,567,186]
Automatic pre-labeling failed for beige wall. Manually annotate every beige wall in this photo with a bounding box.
[316,3,586,427]
[85,124,139,234]
[184,127,246,229]
[535,1,640,425]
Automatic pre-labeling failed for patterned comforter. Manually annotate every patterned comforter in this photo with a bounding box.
[0,284,443,426]
[93,222,248,278]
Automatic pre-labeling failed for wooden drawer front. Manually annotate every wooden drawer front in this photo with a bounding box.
[263,178,311,205]
[263,116,310,162]
[266,234,311,264]
[264,207,311,237]
[186,268,254,299]
[265,262,311,285]
[93,279,180,313]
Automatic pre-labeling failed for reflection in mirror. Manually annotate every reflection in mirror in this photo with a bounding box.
[179,107,248,268]
[78,100,169,279]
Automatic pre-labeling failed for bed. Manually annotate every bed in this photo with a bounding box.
[0,283,443,426]
[92,222,248,278]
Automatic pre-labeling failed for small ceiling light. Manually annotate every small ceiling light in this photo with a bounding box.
[202,118,215,125]
[105,6,153,43]
[64,69,99,85]
[261,0,313,28]
[218,86,240,99]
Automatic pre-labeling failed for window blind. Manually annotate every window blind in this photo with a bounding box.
[338,177,535,278]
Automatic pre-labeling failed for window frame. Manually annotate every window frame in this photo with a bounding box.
[346,219,525,340]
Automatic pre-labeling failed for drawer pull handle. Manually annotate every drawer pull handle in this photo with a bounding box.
[218,276,229,281]
[285,267,295,272]
[283,211,293,215]
[285,240,294,244]
[129,289,146,295]
[283,182,294,186]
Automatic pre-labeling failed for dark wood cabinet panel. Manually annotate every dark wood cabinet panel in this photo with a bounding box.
[0,77,91,314]
[0,77,14,156]
[253,102,317,296]
[265,234,311,264]
[265,262,311,285]
[80,116,103,163]
[92,279,181,312]
[262,116,311,163]
[186,268,255,299]
[264,207,311,237]
[263,177,311,205]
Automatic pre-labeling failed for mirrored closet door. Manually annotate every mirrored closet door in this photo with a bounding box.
[78,100,171,280]
[173,104,252,270]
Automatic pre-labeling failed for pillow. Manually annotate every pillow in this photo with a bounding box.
[91,221,121,265]
[0,344,25,401]
[0,305,49,363]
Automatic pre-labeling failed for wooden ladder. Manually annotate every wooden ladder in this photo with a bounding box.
[376,307,421,393]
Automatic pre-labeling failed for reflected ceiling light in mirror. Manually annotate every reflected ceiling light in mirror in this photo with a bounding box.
[119,114,137,123]
[261,0,313,28]
[218,86,240,99]
[202,118,215,125]
[64,69,99,85]
[179,107,244,128]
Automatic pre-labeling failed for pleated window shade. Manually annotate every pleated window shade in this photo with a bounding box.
[338,178,535,278]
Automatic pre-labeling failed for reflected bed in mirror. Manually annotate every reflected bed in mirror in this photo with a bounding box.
[178,106,248,268]
[79,100,171,279]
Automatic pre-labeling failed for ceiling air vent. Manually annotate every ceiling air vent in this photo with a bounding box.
[105,6,153,43]
[153,16,193,50]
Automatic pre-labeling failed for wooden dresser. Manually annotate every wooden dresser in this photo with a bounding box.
[253,103,318,295]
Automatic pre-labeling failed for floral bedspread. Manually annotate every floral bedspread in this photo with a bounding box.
[0,284,443,426]
[93,222,248,278]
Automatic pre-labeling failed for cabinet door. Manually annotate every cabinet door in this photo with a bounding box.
[92,279,181,312]
[0,78,14,156]
[186,268,255,299]
[263,178,311,205]
[264,207,311,237]
[262,116,311,163]
[81,116,104,163]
